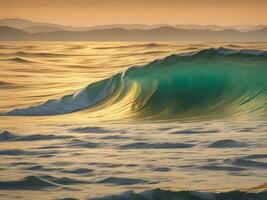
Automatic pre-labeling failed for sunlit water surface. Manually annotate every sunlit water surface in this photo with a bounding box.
[0,42,267,199]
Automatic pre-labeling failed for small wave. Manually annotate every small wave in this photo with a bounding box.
[0,174,89,189]
[153,167,171,172]
[100,135,129,140]
[0,131,18,141]
[97,177,147,185]
[0,149,38,156]
[0,130,72,142]
[143,43,166,48]
[0,176,59,190]
[170,129,219,134]
[67,139,100,148]
[242,154,267,160]
[23,165,57,172]
[94,43,167,50]
[226,44,244,48]
[0,148,57,156]
[39,175,89,185]
[14,51,82,57]
[208,139,248,148]
[87,162,125,168]
[182,47,200,51]
[70,127,110,133]
[119,142,194,149]
[0,81,18,89]
[9,161,36,166]
[199,164,246,172]
[61,168,94,174]
[66,45,84,50]
[224,158,267,169]
[91,188,267,200]
[140,50,167,55]
[4,57,35,63]
[13,134,72,141]
[236,127,257,132]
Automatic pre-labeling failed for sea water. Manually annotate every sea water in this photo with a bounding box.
[0,42,266,199]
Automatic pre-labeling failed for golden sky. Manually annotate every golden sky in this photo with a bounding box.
[0,0,266,26]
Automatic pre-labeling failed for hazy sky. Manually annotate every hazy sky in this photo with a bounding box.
[0,0,266,26]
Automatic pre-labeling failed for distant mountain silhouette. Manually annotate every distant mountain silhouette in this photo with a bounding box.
[0,25,267,41]
[0,26,28,40]
[0,18,74,31]
[22,26,62,33]
[0,18,169,33]
[0,18,38,29]
[1,18,266,33]
[174,24,267,32]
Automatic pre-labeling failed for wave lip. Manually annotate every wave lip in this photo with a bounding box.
[5,76,118,116]
[4,48,267,121]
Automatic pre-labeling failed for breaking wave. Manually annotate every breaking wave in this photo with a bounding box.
[5,48,267,121]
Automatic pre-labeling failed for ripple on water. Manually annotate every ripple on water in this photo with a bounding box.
[119,142,194,149]
[208,139,248,148]
[70,127,110,134]
[98,177,148,185]
[224,158,267,169]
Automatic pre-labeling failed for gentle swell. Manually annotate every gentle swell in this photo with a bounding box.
[0,130,72,142]
[5,48,267,121]
[0,176,59,190]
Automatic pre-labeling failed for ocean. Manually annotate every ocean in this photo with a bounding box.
[0,42,266,199]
